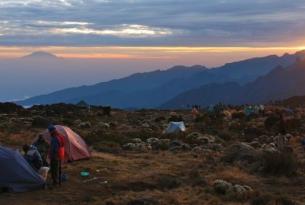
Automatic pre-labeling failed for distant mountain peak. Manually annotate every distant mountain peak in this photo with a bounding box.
[22,51,59,59]
[169,65,207,71]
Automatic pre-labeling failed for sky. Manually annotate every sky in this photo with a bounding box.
[0,0,305,66]
[1,0,305,101]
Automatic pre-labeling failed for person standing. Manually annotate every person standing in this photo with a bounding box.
[48,125,61,185]
[56,131,65,185]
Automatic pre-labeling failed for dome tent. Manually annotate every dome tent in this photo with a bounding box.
[39,125,91,162]
[0,146,45,192]
[165,122,186,134]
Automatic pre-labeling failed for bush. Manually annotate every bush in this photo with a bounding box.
[251,195,271,205]
[276,196,297,205]
[0,103,24,114]
[261,149,297,176]
[32,116,51,128]
[251,195,297,205]
[264,115,279,130]
[232,111,245,119]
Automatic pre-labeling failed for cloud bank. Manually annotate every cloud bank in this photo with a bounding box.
[0,0,305,46]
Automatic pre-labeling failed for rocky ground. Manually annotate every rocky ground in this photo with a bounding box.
[1,103,305,205]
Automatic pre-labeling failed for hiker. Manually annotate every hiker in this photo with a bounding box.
[191,106,200,120]
[48,125,65,186]
[23,144,43,171]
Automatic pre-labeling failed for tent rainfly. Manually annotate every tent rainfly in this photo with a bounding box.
[39,125,91,162]
[0,146,45,192]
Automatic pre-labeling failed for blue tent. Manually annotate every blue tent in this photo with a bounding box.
[0,146,45,192]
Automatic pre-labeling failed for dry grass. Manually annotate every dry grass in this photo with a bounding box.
[1,108,305,204]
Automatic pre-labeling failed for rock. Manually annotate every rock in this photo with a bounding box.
[187,132,216,144]
[123,143,137,150]
[209,143,223,151]
[78,121,91,128]
[197,135,216,144]
[261,143,278,153]
[187,132,202,140]
[192,146,212,154]
[97,122,110,129]
[147,138,163,150]
[142,122,150,128]
[258,135,273,144]
[123,142,151,152]
[147,138,160,145]
[249,141,261,148]
[131,138,143,143]
[169,140,190,151]
[74,119,82,125]
[231,184,248,199]
[109,122,117,127]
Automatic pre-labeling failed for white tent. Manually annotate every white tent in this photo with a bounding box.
[165,122,186,134]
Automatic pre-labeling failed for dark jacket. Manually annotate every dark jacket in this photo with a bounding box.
[50,136,60,160]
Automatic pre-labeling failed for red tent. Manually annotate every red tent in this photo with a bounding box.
[40,125,91,162]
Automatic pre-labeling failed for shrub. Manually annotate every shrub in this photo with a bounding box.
[275,196,297,205]
[251,195,271,205]
[261,149,297,176]
[0,102,24,114]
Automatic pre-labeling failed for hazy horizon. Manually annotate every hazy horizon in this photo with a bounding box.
[0,48,303,102]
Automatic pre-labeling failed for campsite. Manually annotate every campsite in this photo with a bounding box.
[1,102,305,205]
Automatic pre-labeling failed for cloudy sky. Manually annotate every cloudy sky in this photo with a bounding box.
[0,0,305,65]
[1,0,305,101]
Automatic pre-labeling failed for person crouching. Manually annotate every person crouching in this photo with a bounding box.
[23,144,43,171]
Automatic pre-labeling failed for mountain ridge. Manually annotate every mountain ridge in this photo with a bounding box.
[162,60,305,108]
[19,50,305,108]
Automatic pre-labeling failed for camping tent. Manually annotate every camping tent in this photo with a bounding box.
[0,146,45,192]
[165,122,186,134]
[39,125,91,162]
